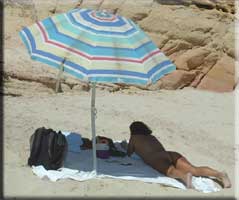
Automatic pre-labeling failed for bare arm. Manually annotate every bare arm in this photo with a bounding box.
[127,138,134,157]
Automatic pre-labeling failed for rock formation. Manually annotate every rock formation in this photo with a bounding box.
[3,0,237,93]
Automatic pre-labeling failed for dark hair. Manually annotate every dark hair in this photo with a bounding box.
[129,121,152,135]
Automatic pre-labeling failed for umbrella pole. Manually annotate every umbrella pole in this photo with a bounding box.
[91,82,97,173]
[55,58,66,93]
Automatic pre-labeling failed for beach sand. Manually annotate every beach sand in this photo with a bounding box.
[3,87,236,198]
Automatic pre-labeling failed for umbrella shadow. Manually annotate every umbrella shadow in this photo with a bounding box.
[63,133,164,179]
[64,149,164,179]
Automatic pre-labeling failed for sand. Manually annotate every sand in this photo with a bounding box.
[3,87,236,198]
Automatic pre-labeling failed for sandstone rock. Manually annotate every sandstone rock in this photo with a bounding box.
[178,31,211,46]
[4,77,55,96]
[147,33,169,49]
[160,70,197,89]
[128,86,145,91]
[131,13,148,22]
[95,83,122,92]
[175,48,211,70]
[80,0,105,10]
[62,78,80,88]
[108,86,121,93]
[119,7,151,21]
[208,22,234,57]
[190,72,205,88]
[222,26,235,58]
[168,50,188,62]
[4,0,32,6]
[37,76,58,90]
[162,40,192,56]
[200,52,219,73]
[154,0,235,13]
[215,2,232,13]
[140,6,216,46]
[53,1,82,14]
[154,0,191,6]
[139,7,177,34]
[192,0,215,9]
[121,0,154,7]
[100,0,126,10]
[117,0,153,20]
[189,53,219,87]
[4,6,34,35]
[61,83,72,93]
[197,55,236,92]
[72,84,90,92]
[186,49,210,69]
[147,80,163,91]
[30,0,58,20]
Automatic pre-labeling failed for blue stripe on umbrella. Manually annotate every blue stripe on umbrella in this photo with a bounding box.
[21,28,176,78]
[88,69,148,78]
[41,19,157,58]
[147,60,174,76]
[151,65,176,84]
[22,27,68,65]
[28,55,149,85]
[19,31,32,54]
[67,12,137,36]
[88,76,148,85]
[55,14,148,46]
[78,9,126,27]
[32,55,86,80]
[48,17,150,51]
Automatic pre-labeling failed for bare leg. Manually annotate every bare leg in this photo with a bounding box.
[166,165,193,188]
[147,151,193,188]
[175,157,231,188]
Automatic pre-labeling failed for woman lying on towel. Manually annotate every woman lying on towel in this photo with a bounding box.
[126,121,231,189]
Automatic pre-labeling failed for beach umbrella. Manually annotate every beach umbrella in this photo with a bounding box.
[19,8,176,173]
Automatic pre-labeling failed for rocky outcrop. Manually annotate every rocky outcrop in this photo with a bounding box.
[3,0,237,93]
[174,48,211,71]
[160,70,197,90]
[154,0,235,13]
[197,55,236,92]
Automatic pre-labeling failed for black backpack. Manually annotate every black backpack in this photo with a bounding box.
[28,127,68,170]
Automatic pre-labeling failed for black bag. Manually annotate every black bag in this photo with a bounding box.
[28,127,68,170]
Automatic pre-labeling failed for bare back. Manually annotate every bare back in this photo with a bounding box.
[127,135,165,161]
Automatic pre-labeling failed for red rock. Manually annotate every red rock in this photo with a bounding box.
[190,53,219,88]
[190,72,205,87]
[147,80,163,90]
[160,70,197,89]
[175,48,211,70]
[200,52,219,73]
[162,40,192,56]
[147,33,169,49]
[197,55,235,92]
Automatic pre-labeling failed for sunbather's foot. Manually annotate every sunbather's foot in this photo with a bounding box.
[185,172,193,189]
[217,172,231,188]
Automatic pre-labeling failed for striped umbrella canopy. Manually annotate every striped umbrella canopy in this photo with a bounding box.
[19,8,176,85]
[19,8,176,174]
